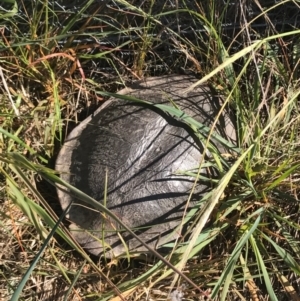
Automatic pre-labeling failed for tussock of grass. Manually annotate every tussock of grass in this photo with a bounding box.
[1,0,300,300]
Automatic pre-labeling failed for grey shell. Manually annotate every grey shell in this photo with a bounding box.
[55,75,236,257]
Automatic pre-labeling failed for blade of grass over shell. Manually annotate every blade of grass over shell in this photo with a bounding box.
[102,224,227,300]
[171,144,254,291]
[2,0,300,299]
[6,152,208,296]
[1,155,127,301]
[95,90,240,153]
[175,78,300,294]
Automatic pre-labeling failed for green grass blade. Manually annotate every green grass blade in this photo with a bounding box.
[250,236,279,301]
[212,214,262,298]
[261,232,300,275]
[266,163,300,190]
[0,127,47,162]
[63,260,86,301]
[10,202,72,301]
[0,0,17,20]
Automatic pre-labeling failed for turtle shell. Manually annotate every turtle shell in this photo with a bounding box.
[56,75,236,257]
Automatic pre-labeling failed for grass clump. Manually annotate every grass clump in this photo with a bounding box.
[1,0,300,300]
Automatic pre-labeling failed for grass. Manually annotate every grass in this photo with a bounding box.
[1,0,300,300]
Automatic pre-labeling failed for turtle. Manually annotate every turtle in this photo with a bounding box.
[55,75,236,257]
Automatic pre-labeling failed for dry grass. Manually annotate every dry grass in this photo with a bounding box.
[1,0,300,300]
